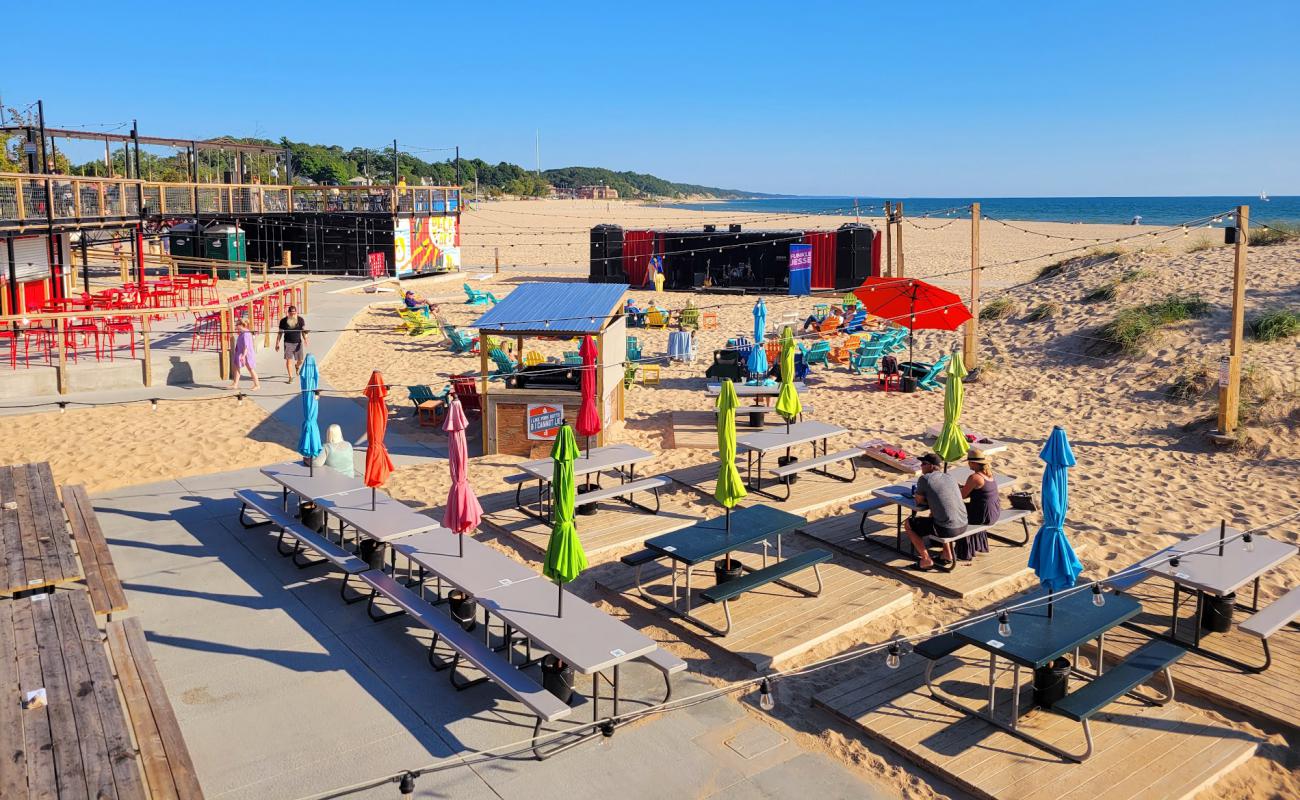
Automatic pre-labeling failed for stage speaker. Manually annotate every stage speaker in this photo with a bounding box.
[729,224,742,233]
[836,223,877,288]
[703,224,717,233]
[590,224,624,282]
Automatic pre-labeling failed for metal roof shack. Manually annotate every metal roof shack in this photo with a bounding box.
[473,282,629,337]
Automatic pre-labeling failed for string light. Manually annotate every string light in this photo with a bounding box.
[398,772,415,795]
[1092,583,1106,607]
[58,401,67,414]
[1169,556,1181,568]
[886,641,902,670]
[236,392,245,405]
[758,678,775,710]
[1242,532,1254,553]
[997,610,1012,638]
[150,398,158,412]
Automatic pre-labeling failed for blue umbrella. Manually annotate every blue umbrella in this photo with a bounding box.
[747,298,768,379]
[1027,425,1083,617]
[298,354,323,473]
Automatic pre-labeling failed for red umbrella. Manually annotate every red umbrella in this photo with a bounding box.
[363,370,395,510]
[442,396,483,557]
[575,334,601,456]
[853,276,972,369]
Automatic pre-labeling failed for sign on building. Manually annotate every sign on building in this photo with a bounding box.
[526,403,565,440]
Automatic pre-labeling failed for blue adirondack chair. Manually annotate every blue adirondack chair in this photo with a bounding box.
[799,340,832,368]
[885,328,909,353]
[849,340,886,376]
[463,283,499,306]
[914,353,951,391]
[445,327,476,354]
[563,351,582,366]
[793,352,810,381]
[729,337,753,361]
[407,383,451,411]
[626,336,643,363]
[844,308,868,334]
[488,347,518,380]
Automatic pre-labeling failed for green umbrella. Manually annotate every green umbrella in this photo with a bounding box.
[774,325,801,432]
[932,352,970,467]
[715,379,749,531]
[543,424,587,616]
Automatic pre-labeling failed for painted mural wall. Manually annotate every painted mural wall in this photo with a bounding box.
[394,215,461,277]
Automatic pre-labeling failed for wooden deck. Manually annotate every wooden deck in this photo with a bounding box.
[480,495,705,562]
[813,653,1258,800]
[1102,579,1300,731]
[669,461,880,518]
[597,543,912,671]
[799,511,1034,599]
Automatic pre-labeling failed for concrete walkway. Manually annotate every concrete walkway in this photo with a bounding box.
[92,469,894,799]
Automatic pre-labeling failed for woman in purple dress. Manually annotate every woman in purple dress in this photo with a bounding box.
[228,317,261,390]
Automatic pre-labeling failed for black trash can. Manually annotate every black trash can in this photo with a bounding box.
[448,590,477,632]
[1200,591,1236,633]
[714,558,744,585]
[358,539,386,571]
[298,501,326,533]
[777,455,799,485]
[541,655,575,703]
[576,482,599,516]
[900,375,918,393]
[1033,656,1071,708]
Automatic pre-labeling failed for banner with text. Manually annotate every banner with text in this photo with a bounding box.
[788,243,812,296]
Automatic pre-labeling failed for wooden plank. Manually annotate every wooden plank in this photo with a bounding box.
[106,621,178,800]
[12,598,57,799]
[0,601,28,798]
[50,592,118,800]
[120,618,204,799]
[0,467,26,595]
[34,465,80,588]
[63,487,111,614]
[62,485,128,615]
[31,594,91,800]
[24,463,70,592]
[11,465,46,592]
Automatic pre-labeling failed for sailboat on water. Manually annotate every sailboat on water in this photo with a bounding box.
[1260,190,1270,201]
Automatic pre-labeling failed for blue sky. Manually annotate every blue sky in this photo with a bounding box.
[6,0,1298,196]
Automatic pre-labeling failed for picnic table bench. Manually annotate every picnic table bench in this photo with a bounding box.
[736,421,850,500]
[61,483,128,617]
[575,475,671,514]
[235,490,371,602]
[698,549,832,634]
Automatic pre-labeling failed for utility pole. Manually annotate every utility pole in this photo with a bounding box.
[392,139,399,184]
[963,202,981,369]
[883,201,893,278]
[895,201,905,278]
[1213,205,1249,442]
[455,145,461,186]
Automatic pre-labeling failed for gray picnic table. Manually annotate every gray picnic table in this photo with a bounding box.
[705,381,807,398]
[261,461,365,510]
[921,425,1010,455]
[314,487,441,544]
[513,443,655,517]
[394,528,541,597]
[870,470,1014,552]
[735,420,846,498]
[1128,525,1297,671]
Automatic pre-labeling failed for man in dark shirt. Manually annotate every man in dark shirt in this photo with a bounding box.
[905,453,968,570]
[275,305,308,380]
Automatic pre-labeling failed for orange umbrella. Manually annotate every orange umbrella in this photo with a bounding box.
[363,370,395,510]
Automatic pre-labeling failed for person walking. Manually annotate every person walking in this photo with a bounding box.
[228,317,261,390]
[275,304,308,381]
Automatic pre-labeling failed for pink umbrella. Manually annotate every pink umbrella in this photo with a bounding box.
[576,334,602,457]
[442,396,483,557]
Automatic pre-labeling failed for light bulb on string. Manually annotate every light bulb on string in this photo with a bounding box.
[58,402,67,414]
[399,773,416,796]
[1242,532,1254,553]
[886,641,902,670]
[997,610,1012,638]
[598,720,616,747]
[150,399,158,412]
[1092,583,1106,607]
[758,678,776,710]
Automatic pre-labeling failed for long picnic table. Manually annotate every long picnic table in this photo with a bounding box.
[0,463,82,596]
[260,461,366,511]
[735,420,847,499]
[512,444,655,518]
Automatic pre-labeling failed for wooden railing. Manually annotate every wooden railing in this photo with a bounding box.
[0,172,461,230]
[0,276,310,394]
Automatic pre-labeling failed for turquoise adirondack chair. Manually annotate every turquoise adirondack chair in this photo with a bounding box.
[626,336,643,362]
[914,353,951,391]
[799,340,832,368]
[849,340,886,376]
[562,351,582,366]
[463,283,499,306]
[407,384,451,411]
[446,327,475,354]
[488,347,518,380]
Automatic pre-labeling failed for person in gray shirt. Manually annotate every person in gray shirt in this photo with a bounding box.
[905,453,968,570]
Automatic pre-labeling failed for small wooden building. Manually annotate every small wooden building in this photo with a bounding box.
[473,282,629,456]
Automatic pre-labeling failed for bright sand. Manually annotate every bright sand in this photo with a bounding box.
[10,199,1294,798]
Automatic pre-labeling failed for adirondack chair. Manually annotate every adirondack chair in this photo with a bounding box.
[849,340,886,376]
[812,303,831,321]
[793,353,810,382]
[817,315,842,338]
[830,335,862,365]
[562,351,582,366]
[729,337,753,361]
[523,350,544,367]
[398,309,439,338]
[764,339,781,365]
[843,308,868,333]
[884,327,909,353]
[623,364,639,388]
[799,340,832,367]
[463,283,498,306]
[450,374,483,413]
[446,327,476,354]
[407,384,451,410]
[626,336,643,362]
[488,347,518,380]
[915,354,951,391]
[678,303,700,329]
[644,307,669,329]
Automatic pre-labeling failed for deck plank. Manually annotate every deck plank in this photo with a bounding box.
[668,461,881,518]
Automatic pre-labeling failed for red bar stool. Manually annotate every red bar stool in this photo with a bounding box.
[101,316,136,361]
[0,328,16,369]
[23,325,55,366]
[64,316,101,362]
[191,313,222,351]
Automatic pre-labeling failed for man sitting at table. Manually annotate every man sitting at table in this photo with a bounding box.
[905,453,968,571]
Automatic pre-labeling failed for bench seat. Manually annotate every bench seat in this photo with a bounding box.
[1102,546,1175,593]
[621,549,660,567]
[699,549,832,636]
[914,632,963,661]
[914,508,1033,570]
[575,476,670,514]
[638,648,688,701]
[236,489,371,599]
[1053,639,1185,723]
[358,570,573,725]
[768,448,865,479]
[62,483,128,617]
[1240,585,1300,640]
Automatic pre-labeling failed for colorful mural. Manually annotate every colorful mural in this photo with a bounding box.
[394,215,460,277]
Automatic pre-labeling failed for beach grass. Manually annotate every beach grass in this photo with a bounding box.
[1025,302,1060,322]
[1083,282,1119,302]
[1090,294,1213,356]
[1035,247,1126,281]
[1250,309,1300,342]
[1248,222,1298,247]
[1119,267,1151,283]
[979,296,1018,321]
[1168,359,1215,402]
[1185,236,1218,253]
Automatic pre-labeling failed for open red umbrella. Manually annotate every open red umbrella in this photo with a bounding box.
[363,370,395,510]
[442,396,483,557]
[575,334,601,457]
[853,276,972,370]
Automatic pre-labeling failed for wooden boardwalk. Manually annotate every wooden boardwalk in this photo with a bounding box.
[669,462,880,518]
[1103,579,1300,731]
[481,497,704,562]
[597,543,912,671]
[799,512,1034,599]
[813,654,1258,800]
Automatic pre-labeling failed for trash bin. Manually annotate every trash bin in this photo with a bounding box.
[358,539,386,571]
[1200,591,1236,633]
[576,482,599,516]
[1033,657,1071,708]
[714,558,744,585]
[777,455,799,484]
[541,655,575,703]
[448,590,477,632]
[298,501,326,533]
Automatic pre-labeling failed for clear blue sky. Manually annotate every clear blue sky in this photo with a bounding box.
[6,0,1298,196]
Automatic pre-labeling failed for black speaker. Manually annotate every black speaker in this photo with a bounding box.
[836,223,876,288]
[703,224,717,233]
[729,224,742,233]
[590,224,624,282]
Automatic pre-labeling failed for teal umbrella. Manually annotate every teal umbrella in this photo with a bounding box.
[1028,425,1083,617]
[747,299,768,378]
[542,424,587,615]
[298,354,322,475]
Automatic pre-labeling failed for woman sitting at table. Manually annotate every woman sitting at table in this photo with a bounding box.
[956,448,1001,561]
[311,424,355,477]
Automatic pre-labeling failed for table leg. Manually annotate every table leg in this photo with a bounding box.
[685,564,693,617]
[1096,634,1106,677]
[614,664,621,717]
[987,653,998,720]
[1011,665,1020,729]
[1193,591,1204,648]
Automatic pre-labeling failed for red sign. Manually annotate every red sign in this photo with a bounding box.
[368,251,387,279]
[527,403,564,440]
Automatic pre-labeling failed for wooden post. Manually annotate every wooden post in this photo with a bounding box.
[218,307,231,380]
[894,201,905,278]
[1215,205,1249,440]
[495,247,500,274]
[262,296,272,348]
[883,201,893,278]
[56,318,67,394]
[595,333,605,447]
[479,335,490,450]
[141,315,152,387]
[963,202,981,369]
[14,178,24,221]
[119,255,129,283]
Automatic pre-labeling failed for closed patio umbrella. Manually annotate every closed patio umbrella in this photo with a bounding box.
[1028,425,1083,617]
[363,370,395,511]
[715,379,748,531]
[746,298,768,379]
[298,354,322,475]
[542,424,587,616]
[575,334,601,457]
[774,325,801,432]
[442,396,483,557]
[932,353,969,468]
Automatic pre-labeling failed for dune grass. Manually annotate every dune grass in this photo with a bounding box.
[1035,248,1126,281]
[1090,294,1214,356]
[1119,267,1151,283]
[1083,282,1118,302]
[1167,360,1215,402]
[1025,302,1060,322]
[1248,222,1298,247]
[1249,309,1300,341]
[979,296,1018,321]
[1185,236,1217,253]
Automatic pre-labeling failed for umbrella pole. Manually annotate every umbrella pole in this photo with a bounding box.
[371,487,376,511]
[459,533,464,557]
[1048,589,1054,619]
[725,505,731,532]
[557,581,563,617]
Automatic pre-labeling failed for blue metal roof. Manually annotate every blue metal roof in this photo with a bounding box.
[473,282,629,334]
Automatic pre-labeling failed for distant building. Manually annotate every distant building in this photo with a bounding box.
[576,184,618,200]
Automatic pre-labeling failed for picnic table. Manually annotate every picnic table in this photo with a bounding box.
[314,488,441,555]
[920,424,1010,455]
[0,463,82,596]
[735,420,847,498]
[260,461,365,510]
[395,528,541,597]
[512,444,654,517]
[705,381,807,398]
[930,589,1143,761]
[1,592,148,799]
[870,469,1013,545]
[639,506,806,633]
[1129,525,1297,671]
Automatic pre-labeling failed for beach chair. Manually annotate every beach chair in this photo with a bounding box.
[812,303,830,321]
[623,364,639,388]
[729,337,753,361]
[849,340,886,376]
[626,336,643,362]
[794,353,810,382]
[764,339,780,365]
[914,354,951,391]
[841,292,860,314]
[523,350,544,367]
[450,374,483,413]
[643,307,668,329]
[700,311,719,330]
[816,316,842,338]
[830,335,862,365]
[562,351,582,366]
[446,328,475,354]
[398,309,439,338]
[489,347,518,380]
[407,384,451,424]
[884,327,909,353]
[799,340,831,368]
[463,283,498,306]
[843,308,868,334]
[678,304,700,329]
